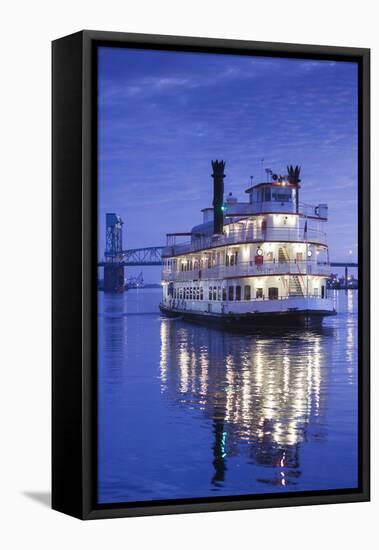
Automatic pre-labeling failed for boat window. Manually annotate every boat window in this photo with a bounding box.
[235,286,241,301]
[272,189,291,202]
[200,287,204,300]
[264,189,271,201]
[213,287,217,301]
[268,287,279,300]
[226,254,229,266]
[244,285,251,300]
[228,286,234,301]
[217,286,221,300]
[209,287,212,300]
[222,287,227,301]
[256,287,263,299]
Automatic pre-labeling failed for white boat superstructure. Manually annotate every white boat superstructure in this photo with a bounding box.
[160,161,336,328]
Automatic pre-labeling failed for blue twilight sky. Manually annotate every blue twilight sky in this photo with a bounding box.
[98,47,358,282]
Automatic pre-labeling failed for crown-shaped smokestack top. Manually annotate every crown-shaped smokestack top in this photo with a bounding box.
[211,160,226,235]
[211,160,226,178]
[287,165,301,213]
[287,165,301,185]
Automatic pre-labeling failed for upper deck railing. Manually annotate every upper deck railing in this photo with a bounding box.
[162,260,331,282]
[163,226,327,258]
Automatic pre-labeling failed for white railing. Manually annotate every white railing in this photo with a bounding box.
[163,227,326,257]
[162,296,335,315]
[162,260,331,282]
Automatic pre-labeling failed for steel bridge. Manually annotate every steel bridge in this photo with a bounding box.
[98,252,357,269]
[99,212,357,292]
[98,246,163,267]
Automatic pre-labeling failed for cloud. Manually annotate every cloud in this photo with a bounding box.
[97,49,358,260]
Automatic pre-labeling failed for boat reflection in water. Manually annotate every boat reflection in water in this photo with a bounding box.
[160,320,328,489]
[98,289,358,503]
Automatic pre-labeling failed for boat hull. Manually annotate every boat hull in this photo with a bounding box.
[159,303,336,330]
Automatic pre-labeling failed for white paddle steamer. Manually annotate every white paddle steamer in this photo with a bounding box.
[160,161,335,328]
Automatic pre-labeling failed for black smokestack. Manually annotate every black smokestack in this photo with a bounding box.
[211,160,225,234]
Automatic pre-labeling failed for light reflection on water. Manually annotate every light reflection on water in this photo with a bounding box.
[98,289,358,503]
[159,322,325,488]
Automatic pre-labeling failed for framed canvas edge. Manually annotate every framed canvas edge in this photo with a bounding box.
[53,29,370,520]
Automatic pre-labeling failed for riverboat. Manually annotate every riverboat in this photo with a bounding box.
[160,161,336,328]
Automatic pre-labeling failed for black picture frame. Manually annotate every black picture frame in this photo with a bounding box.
[52,29,370,520]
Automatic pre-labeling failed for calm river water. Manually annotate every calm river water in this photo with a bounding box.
[98,289,358,504]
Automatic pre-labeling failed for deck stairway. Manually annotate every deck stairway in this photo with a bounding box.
[278,247,304,297]
[289,275,304,297]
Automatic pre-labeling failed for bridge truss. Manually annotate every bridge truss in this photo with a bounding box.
[98,246,163,267]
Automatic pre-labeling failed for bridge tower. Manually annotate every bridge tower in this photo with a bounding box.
[104,213,125,293]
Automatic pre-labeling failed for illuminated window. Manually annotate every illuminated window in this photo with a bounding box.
[228,286,234,301]
[244,285,251,300]
[268,287,279,300]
